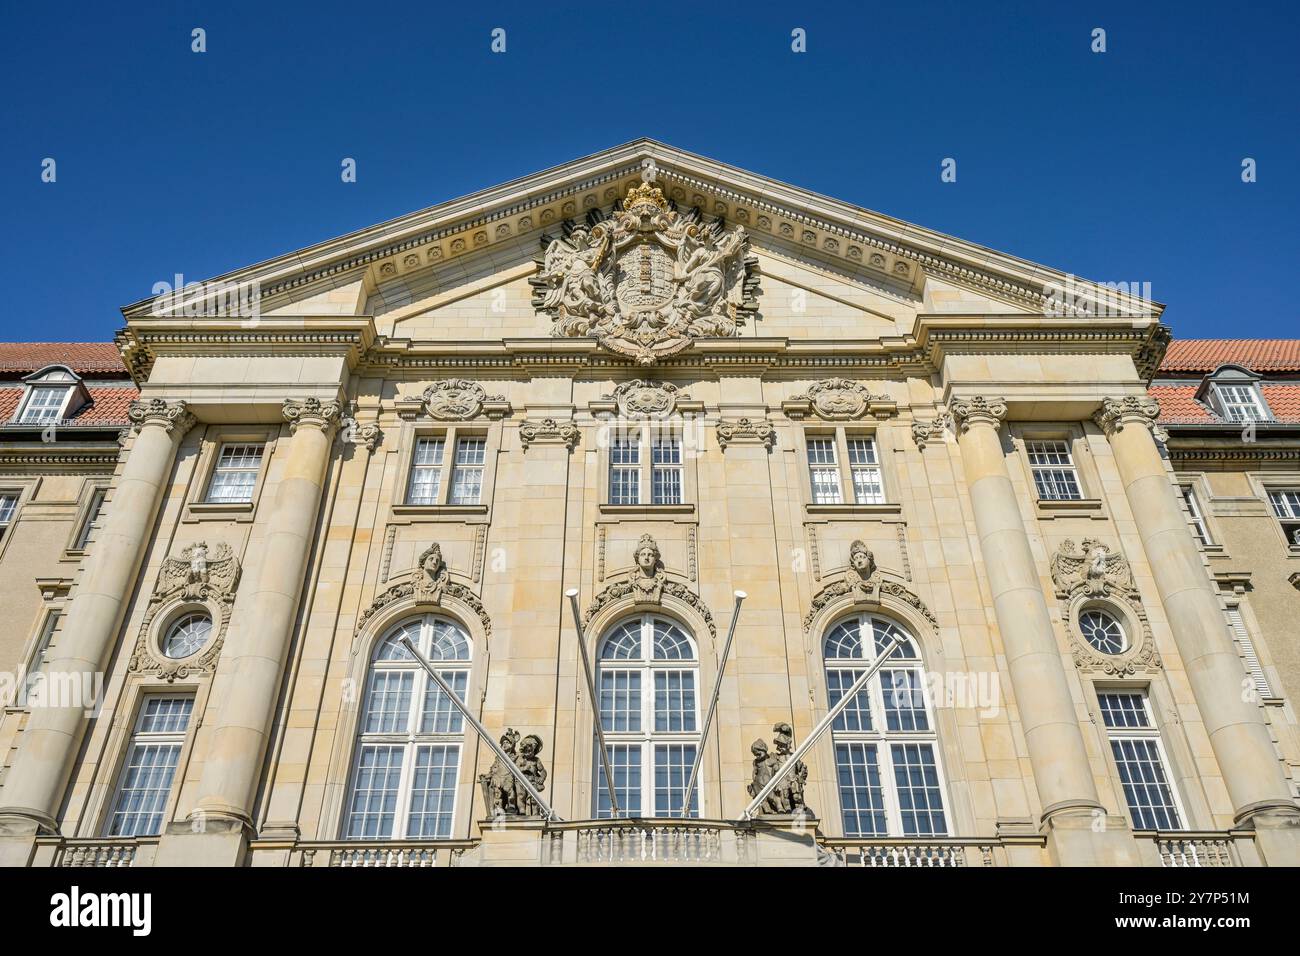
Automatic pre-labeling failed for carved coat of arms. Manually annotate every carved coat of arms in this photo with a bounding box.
[531,183,758,364]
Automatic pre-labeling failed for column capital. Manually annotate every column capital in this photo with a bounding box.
[282,397,343,435]
[127,398,196,436]
[949,395,1008,433]
[1093,396,1167,441]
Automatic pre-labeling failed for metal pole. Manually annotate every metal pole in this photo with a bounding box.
[741,634,902,820]
[680,590,745,817]
[398,636,559,822]
[565,588,620,816]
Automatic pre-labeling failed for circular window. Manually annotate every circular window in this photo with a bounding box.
[1079,609,1126,654]
[162,612,212,659]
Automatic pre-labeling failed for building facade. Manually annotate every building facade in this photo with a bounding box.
[0,141,1297,867]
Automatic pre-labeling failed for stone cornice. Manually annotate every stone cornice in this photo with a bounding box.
[1166,446,1300,463]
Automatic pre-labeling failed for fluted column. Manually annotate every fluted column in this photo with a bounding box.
[188,398,340,830]
[1097,397,1300,839]
[0,399,194,834]
[950,397,1107,824]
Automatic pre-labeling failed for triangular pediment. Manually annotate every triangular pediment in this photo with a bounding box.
[123,139,1162,329]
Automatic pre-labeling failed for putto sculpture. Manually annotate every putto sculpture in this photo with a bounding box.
[531,182,759,364]
[478,728,548,818]
[747,722,813,817]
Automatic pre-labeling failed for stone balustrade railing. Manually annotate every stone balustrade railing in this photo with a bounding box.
[39,837,158,867]
[1133,831,1248,867]
[818,838,995,867]
[297,840,477,867]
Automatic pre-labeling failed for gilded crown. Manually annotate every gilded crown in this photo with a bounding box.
[624,182,671,215]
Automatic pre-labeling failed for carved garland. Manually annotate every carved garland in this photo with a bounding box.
[357,543,493,637]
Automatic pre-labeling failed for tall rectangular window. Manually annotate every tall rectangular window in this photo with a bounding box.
[1269,489,1300,546]
[1214,384,1268,423]
[449,438,485,505]
[847,437,884,504]
[1178,484,1212,546]
[105,696,194,837]
[19,386,67,424]
[651,437,683,505]
[73,487,107,551]
[206,443,264,504]
[407,438,445,504]
[1026,440,1082,501]
[0,493,17,541]
[609,434,641,505]
[1098,690,1182,830]
[28,611,60,672]
[806,437,842,504]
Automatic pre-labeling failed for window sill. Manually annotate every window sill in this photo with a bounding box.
[390,504,490,524]
[1035,498,1105,519]
[183,501,257,523]
[597,503,697,522]
[805,502,902,519]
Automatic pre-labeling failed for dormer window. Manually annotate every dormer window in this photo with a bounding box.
[1197,365,1272,424]
[13,366,87,426]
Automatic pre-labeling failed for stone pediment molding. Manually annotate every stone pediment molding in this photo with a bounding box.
[358,543,492,637]
[582,534,716,640]
[782,379,895,421]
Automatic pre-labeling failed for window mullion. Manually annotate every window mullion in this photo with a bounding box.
[834,429,852,501]
[439,427,457,504]
[640,433,653,505]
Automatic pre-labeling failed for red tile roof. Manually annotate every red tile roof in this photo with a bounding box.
[0,384,138,426]
[0,343,125,376]
[1148,384,1300,425]
[1159,340,1300,374]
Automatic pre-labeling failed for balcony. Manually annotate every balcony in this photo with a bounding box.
[1134,831,1246,867]
[296,840,477,867]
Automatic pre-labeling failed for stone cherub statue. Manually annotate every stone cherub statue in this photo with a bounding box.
[478,728,548,819]
[629,533,667,604]
[747,722,813,818]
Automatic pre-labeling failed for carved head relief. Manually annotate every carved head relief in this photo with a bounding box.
[848,540,876,580]
[635,533,662,576]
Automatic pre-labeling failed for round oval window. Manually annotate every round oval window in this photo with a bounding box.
[163,612,212,659]
[1079,609,1126,655]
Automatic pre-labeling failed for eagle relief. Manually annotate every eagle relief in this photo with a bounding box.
[531,182,759,364]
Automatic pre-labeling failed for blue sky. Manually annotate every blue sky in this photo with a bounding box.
[2,0,1297,342]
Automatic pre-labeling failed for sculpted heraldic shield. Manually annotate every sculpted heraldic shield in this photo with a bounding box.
[532,182,759,364]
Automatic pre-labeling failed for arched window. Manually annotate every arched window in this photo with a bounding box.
[594,614,699,818]
[343,615,471,840]
[824,614,948,837]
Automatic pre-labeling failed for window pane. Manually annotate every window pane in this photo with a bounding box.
[419,671,467,734]
[609,435,640,505]
[20,386,66,424]
[651,621,692,660]
[654,744,699,818]
[596,744,642,819]
[106,742,182,837]
[599,670,641,732]
[363,670,414,733]
[836,742,887,837]
[1217,384,1266,423]
[206,443,264,503]
[890,743,947,836]
[881,669,929,732]
[449,438,485,504]
[1098,691,1150,729]
[406,745,459,838]
[653,670,696,732]
[138,696,193,734]
[1269,490,1300,519]
[807,438,842,504]
[1179,484,1211,546]
[1027,440,1082,501]
[827,668,872,731]
[407,438,444,504]
[651,438,683,505]
[847,439,885,504]
[74,488,106,550]
[1111,739,1182,830]
[0,494,16,527]
[345,745,404,839]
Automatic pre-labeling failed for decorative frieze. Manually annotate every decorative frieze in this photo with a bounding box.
[782,379,894,421]
[716,417,775,450]
[519,418,580,449]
